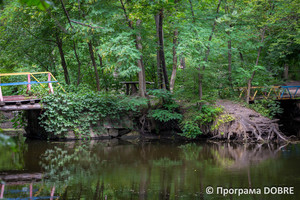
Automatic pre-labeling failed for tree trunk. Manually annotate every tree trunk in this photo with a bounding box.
[170,29,178,93]
[97,53,108,91]
[198,0,222,100]
[55,34,70,85]
[136,19,146,97]
[88,41,101,91]
[239,51,244,67]
[180,57,185,69]
[73,42,82,86]
[155,13,164,89]
[155,9,169,90]
[228,37,232,87]
[188,0,196,23]
[246,28,266,104]
[120,0,146,96]
[284,63,289,80]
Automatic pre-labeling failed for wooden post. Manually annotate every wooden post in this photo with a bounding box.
[0,184,5,199]
[0,86,3,102]
[48,73,54,94]
[50,185,55,200]
[27,74,31,93]
[30,183,33,198]
[0,78,3,102]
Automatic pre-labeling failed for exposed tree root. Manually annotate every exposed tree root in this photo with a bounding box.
[211,100,292,142]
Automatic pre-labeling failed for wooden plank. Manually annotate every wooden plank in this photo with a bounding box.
[27,74,31,92]
[0,104,41,111]
[0,86,3,102]
[3,95,38,102]
[0,173,43,182]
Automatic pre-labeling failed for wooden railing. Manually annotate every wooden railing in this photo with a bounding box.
[238,86,300,101]
[0,72,65,101]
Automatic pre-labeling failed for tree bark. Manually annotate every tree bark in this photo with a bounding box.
[246,28,266,104]
[59,0,73,29]
[97,53,108,91]
[55,34,70,84]
[73,42,82,86]
[180,57,186,69]
[188,0,196,23]
[155,13,164,89]
[170,29,178,93]
[136,19,146,97]
[155,9,169,90]
[284,63,289,80]
[120,0,146,97]
[88,41,101,91]
[228,36,232,87]
[239,51,244,67]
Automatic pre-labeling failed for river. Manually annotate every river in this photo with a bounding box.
[0,135,299,200]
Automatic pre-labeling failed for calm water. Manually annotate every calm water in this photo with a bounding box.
[0,135,299,200]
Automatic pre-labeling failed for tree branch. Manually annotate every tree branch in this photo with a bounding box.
[70,20,103,29]
[59,0,74,29]
[120,0,133,29]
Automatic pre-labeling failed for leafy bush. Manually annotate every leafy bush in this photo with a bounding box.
[39,91,148,138]
[150,109,182,122]
[180,121,202,139]
[194,105,223,125]
[249,99,283,118]
[180,105,224,138]
[148,89,182,122]
[211,114,235,131]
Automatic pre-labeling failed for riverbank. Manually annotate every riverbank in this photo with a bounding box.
[1,90,298,142]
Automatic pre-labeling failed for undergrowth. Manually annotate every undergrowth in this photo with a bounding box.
[179,104,224,139]
[39,91,148,138]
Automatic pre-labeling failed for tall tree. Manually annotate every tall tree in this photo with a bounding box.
[120,0,147,97]
[155,8,169,90]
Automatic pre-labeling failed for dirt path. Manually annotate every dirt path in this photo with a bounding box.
[216,99,267,122]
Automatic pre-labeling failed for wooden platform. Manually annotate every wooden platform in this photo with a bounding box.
[0,95,41,111]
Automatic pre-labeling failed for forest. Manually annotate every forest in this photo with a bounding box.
[0,0,299,140]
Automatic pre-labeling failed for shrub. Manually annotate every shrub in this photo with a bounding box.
[39,91,148,138]
[148,89,182,122]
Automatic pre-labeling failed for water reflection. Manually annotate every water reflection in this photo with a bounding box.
[0,137,299,200]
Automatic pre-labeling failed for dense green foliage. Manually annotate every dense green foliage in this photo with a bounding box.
[180,105,224,138]
[148,89,182,122]
[249,99,283,118]
[40,91,147,138]
[0,0,299,137]
[0,0,299,94]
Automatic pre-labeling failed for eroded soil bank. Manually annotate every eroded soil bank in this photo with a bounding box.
[212,100,290,142]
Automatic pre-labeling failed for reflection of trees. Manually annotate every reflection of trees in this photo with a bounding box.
[179,143,203,162]
[40,145,102,184]
[0,134,26,171]
[36,141,293,200]
[209,142,285,169]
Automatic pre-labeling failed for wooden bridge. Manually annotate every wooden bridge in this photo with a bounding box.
[0,180,58,200]
[238,85,300,101]
[0,72,64,111]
